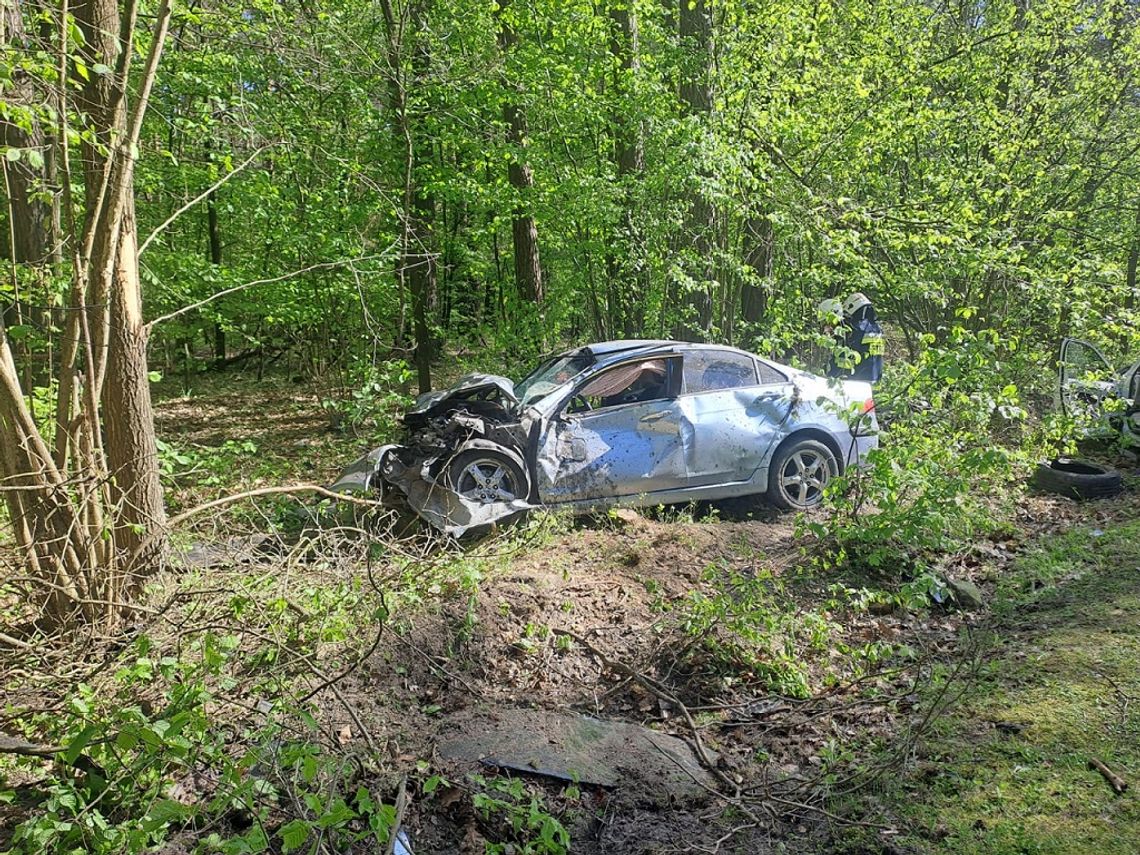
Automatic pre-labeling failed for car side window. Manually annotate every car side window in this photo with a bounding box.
[682,350,759,394]
[567,358,674,412]
[757,360,787,385]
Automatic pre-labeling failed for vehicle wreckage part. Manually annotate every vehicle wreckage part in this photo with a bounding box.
[1031,459,1123,501]
[443,448,529,504]
[767,436,839,509]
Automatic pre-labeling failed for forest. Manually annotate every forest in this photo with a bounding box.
[1,0,1139,852]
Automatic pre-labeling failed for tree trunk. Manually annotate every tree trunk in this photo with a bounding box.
[741,209,772,325]
[605,2,647,338]
[1126,200,1139,313]
[1,0,52,268]
[496,0,543,306]
[381,0,435,393]
[102,201,166,589]
[0,0,178,629]
[207,168,226,361]
[674,0,714,341]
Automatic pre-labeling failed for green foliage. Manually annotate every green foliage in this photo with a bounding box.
[321,359,414,438]
[806,327,1048,577]
[0,633,398,855]
[155,438,260,487]
[469,774,571,855]
[675,562,835,698]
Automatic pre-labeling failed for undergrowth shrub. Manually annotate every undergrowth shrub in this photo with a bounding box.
[321,358,414,439]
[0,633,400,855]
[807,325,1062,578]
[670,562,905,697]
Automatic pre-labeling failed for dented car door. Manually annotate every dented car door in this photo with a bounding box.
[1058,337,1118,427]
[534,358,689,502]
[678,350,793,487]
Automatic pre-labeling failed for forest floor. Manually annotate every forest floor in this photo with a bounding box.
[3,371,1140,854]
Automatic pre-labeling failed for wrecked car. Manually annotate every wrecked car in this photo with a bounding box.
[1057,338,1140,446]
[332,340,880,536]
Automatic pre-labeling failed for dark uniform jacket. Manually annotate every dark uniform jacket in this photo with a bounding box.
[827,307,884,383]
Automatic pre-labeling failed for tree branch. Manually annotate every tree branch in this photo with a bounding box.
[138,144,276,257]
[144,251,396,330]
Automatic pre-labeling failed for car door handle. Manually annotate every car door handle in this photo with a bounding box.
[639,411,667,423]
[752,392,783,406]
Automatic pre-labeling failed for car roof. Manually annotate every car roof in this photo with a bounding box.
[582,339,674,356]
[579,339,772,363]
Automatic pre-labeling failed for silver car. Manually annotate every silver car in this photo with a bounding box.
[333,340,880,536]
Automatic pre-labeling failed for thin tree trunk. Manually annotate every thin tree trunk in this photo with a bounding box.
[674,0,714,341]
[741,209,772,326]
[381,0,435,393]
[207,164,226,361]
[496,0,543,306]
[606,3,647,338]
[1126,200,1140,313]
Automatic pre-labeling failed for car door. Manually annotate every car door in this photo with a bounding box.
[677,348,794,488]
[1058,338,1115,422]
[534,357,690,503]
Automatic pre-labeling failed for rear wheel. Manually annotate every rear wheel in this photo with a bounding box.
[767,438,838,510]
[443,450,528,504]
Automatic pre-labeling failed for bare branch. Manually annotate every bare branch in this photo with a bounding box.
[144,250,397,330]
[138,144,276,257]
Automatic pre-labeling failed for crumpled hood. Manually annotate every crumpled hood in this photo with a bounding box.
[407,373,518,416]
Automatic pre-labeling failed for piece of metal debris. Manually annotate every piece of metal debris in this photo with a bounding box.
[437,709,717,806]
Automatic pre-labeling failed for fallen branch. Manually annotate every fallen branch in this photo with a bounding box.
[1089,757,1128,794]
[385,775,410,855]
[126,483,389,575]
[0,733,64,757]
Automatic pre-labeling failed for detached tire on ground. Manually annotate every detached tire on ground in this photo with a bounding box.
[767,437,839,510]
[443,449,529,505]
[1031,459,1123,500]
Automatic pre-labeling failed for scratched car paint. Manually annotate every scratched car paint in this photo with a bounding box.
[332,340,880,536]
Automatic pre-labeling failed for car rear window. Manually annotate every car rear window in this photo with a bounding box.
[683,350,758,393]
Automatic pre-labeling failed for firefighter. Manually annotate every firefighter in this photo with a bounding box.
[835,292,884,384]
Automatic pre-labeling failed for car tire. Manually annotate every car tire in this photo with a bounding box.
[767,437,839,510]
[443,449,529,505]
[1031,459,1123,500]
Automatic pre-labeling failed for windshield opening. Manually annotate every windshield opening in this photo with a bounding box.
[514,352,595,406]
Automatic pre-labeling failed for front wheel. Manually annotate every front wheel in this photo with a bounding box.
[443,449,529,505]
[767,438,838,510]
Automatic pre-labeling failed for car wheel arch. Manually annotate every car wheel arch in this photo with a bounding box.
[770,428,846,475]
[440,441,532,503]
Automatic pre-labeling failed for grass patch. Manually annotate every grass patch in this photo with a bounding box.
[875,519,1140,854]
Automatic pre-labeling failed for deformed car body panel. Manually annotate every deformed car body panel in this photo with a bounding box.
[535,397,691,502]
[1057,337,1140,446]
[331,341,881,535]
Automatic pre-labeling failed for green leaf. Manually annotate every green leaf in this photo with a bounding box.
[64,724,101,764]
[142,799,191,832]
[6,324,34,340]
[4,148,20,162]
[278,819,309,852]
